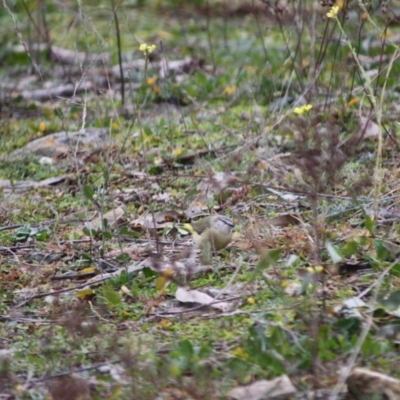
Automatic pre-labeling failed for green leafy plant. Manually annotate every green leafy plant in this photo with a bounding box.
[12,225,51,242]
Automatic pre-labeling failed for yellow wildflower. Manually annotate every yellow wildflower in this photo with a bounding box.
[327,5,339,18]
[146,76,157,85]
[247,297,256,305]
[224,85,237,95]
[139,43,156,55]
[306,265,324,273]
[38,121,46,133]
[232,347,249,359]
[159,319,173,328]
[293,104,313,115]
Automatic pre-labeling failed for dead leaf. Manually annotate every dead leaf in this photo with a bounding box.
[228,375,296,400]
[267,188,303,203]
[175,287,230,311]
[85,207,125,231]
[359,116,380,139]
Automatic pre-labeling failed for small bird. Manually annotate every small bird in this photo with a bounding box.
[184,215,235,252]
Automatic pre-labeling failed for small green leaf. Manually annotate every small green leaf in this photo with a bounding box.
[119,227,142,238]
[116,253,131,263]
[54,108,64,118]
[378,290,400,310]
[179,340,194,357]
[103,169,109,182]
[83,185,95,200]
[373,240,391,262]
[35,228,51,241]
[14,225,33,242]
[142,267,157,279]
[82,253,94,262]
[82,227,93,236]
[364,214,374,234]
[119,226,129,234]
[389,263,400,277]
[15,225,32,236]
[102,231,112,240]
[342,240,358,256]
[148,165,164,175]
[144,126,153,136]
[103,285,121,306]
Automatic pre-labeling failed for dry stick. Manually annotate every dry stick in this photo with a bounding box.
[0,315,58,324]
[28,361,119,386]
[20,0,46,43]
[222,1,229,51]
[158,41,177,142]
[252,0,268,60]
[39,0,52,66]
[324,23,343,112]
[374,48,399,210]
[206,0,216,72]
[0,217,95,232]
[278,1,306,93]
[215,259,243,300]
[50,272,96,281]
[13,280,103,308]
[374,8,390,98]
[111,0,124,104]
[89,300,109,323]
